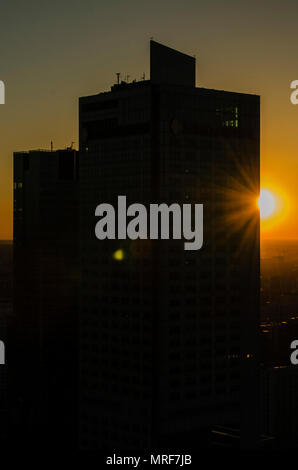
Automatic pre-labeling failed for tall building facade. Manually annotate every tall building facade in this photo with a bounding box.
[79,41,260,449]
[12,148,79,446]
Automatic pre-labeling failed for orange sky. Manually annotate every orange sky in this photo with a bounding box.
[0,0,297,240]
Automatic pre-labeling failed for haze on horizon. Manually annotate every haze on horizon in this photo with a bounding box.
[0,0,297,240]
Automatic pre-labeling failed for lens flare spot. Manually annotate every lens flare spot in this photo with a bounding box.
[113,249,124,261]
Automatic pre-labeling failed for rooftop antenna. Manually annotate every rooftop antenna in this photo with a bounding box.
[116,72,120,85]
[50,141,53,152]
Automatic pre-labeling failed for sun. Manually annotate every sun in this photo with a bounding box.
[258,189,276,219]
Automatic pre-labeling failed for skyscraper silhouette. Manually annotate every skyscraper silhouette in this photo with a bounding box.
[78,41,260,449]
[12,148,79,446]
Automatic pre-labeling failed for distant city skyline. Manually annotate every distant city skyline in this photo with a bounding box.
[1,0,298,239]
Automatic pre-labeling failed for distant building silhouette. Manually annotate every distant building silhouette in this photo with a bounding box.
[261,366,298,448]
[0,242,12,445]
[78,41,260,449]
[12,148,79,446]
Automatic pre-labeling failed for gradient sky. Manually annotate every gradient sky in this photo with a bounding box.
[0,0,297,239]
